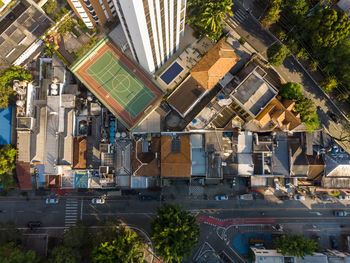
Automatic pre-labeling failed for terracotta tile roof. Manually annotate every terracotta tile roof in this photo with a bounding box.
[16,162,32,190]
[256,98,301,131]
[132,137,161,177]
[73,137,87,169]
[190,39,240,90]
[161,135,191,178]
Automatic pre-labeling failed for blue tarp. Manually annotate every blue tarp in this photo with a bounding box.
[0,106,13,145]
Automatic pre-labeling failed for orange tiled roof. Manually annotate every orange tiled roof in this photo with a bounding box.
[190,39,240,90]
[73,137,87,169]
[161,135,191,178]
[256,98,301,131]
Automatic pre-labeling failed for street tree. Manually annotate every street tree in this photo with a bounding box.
[283,0,309,25]
[267,42,289,66]
[0,145,16,189]
[63,220,90,250]
[0,242,38,263]
[0,222,21,246]
[279,82,303,100]
[275,235,318,258]
[319,76,338,93]
[151,204,200,263]
[304,7,350,48]
[49,246,80,263]
[0,67,31,109]
[261,0,283,28]
[187,0,233,40]
[91,227,144,263]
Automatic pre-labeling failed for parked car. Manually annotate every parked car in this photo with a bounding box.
[240,194,253,200]
[91,198,105,204]
[328,112,339,123]
[27,221,41,229]
[330,236,338,249]
[215,195,229,201]
[45,198,59,204]
[338,195,350,200]
[139,195,153,201]
[334,210,347,217]
[279,195,290,200]
[321,195,333,201]
[294,195,306,200]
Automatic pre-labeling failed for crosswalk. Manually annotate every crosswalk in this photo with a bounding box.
[226,8,248,29]
[65,199,79,227]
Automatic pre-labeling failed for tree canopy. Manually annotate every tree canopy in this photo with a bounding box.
[0,222,21,246]
[91,227,144,263]
[304,7,350,48]
[279,82,303,100]
[0,242,38,263]
[0,67,31,109]
[275,235,318,258]
[267,42,289,66]
[279,82,319,132]
[187,0,233,40]
[49,246,80,263]
[44,0,57,15]
[63,220,90,250]
[261,0,283,28]
[151,204,200,263]
[319,76,338,93]
[0,145,16,189]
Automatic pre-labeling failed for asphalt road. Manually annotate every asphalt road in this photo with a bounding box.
[2,198,350,227]
[229,0,350,152]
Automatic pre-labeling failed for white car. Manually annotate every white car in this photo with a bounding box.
[215,195,228,201]
[45,198,59,204]
[92,198,105,204]
[338,195,350,200]
[294,195,306,200]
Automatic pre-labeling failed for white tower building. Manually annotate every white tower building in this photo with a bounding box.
[114,0,186,73]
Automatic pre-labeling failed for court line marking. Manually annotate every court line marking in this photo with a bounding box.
[85,49,156,117]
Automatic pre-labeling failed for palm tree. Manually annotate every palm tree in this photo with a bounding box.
[187,0,233,40]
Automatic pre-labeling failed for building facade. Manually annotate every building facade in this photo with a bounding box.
[67,0,118,28]
[115,0,186,72]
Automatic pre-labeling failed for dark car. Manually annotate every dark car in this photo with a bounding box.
[139,195,153,201]
[155,195,165,201]
[330,236,338,249]
[328,112,338,123]
[27,221,41,229]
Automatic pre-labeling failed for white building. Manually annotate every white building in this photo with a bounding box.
[115,0,186,72]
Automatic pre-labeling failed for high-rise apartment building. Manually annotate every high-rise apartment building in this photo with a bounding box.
[67,0,118,28]
[115,0,186,73]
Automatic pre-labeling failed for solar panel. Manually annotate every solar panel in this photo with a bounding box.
[17,13,29,24]
[171,137,181,152]
[5,25,17,36]
[0,36,4,45]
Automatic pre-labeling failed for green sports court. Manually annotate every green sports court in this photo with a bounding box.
[70,38,164,129]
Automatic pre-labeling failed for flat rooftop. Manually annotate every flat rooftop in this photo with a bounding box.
[70,38,164,130]
[232,70,277,117]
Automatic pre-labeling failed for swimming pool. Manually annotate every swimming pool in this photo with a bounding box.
[160,62,184,85]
